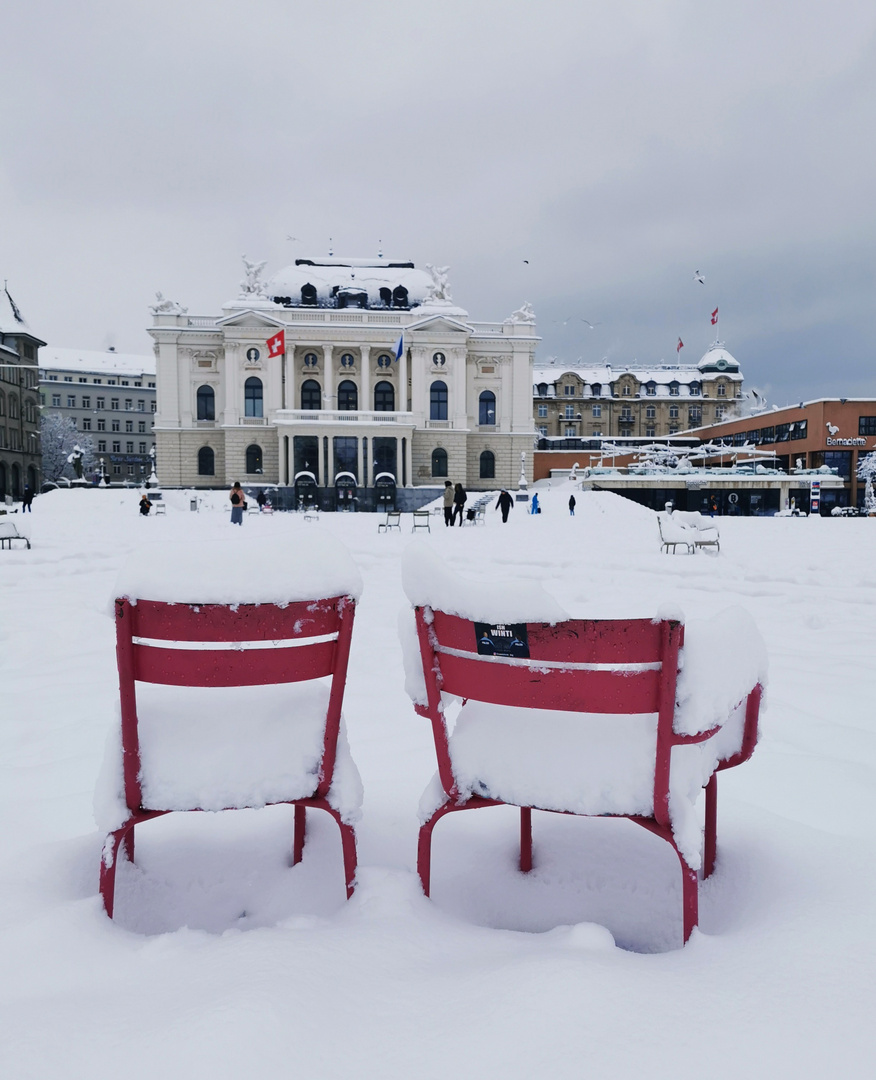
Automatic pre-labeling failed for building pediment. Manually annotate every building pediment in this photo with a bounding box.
[405,314,473,335]
[217,310,287,330]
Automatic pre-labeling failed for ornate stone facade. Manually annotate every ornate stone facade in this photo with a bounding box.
[149,256,538,502]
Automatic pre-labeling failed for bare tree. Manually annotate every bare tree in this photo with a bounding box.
[40,414,95,482]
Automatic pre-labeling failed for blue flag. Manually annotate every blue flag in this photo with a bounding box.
[393,335,403,362]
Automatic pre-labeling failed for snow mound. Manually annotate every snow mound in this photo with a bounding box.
[114,532,363,605]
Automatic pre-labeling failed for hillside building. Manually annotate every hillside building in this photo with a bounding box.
[0,288,44,500]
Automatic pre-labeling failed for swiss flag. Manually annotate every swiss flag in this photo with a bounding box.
[711,307,719,326]
[267,329,285,357]
[677,337,683,353]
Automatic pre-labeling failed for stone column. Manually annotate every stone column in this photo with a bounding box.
[360,345,371,414]
[453,347,468,428]
[322,344,334,410]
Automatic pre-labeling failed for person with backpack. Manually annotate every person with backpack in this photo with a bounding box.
[442,480,454,526]
[451,482,467,526]
[229,481,247,525]
[569,494,576,516]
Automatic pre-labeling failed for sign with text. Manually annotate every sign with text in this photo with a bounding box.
[810,478,821,514]
[474,622,530,659]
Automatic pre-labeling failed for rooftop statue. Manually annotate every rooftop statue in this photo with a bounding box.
[150,291,188,315]
[505,301,536,324]
[424,264,452,303]
[240,255,269,298]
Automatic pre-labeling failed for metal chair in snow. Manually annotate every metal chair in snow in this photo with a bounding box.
[100,592,359,918]
[409,606,763,945]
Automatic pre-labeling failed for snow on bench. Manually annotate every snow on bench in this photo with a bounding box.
[0,520,31,549]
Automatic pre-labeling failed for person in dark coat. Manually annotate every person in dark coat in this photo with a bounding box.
[22,486,35,512]
[256,489,267,511]
[451,483,467,526]
[442,480,454,527]
[569,494,576,516]
[495,489,514,523]
[139,493,152,516]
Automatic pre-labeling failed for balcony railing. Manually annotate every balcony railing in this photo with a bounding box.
[276,409,415,425]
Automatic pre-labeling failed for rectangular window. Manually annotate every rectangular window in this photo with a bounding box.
[538,425,547,436]
[127,464,135,475]
[97,418,106,431]
[121,380,129,386]
[151,401,156,412]
[537,404,547,417]
[620,407,632,419]
[98,440,107,452]
[113,463,121,475]
[64,375,73,382]
[138,400,145,411]
[148,381,155,388]
[776,423,790,441]
[689,384,701,396]
[138,421,146,433]
[716,407,726,421]
[645,405,655,419]
[93,378,101,385]
[622,385,631,396]
[112,440,120,452]
[564,426,576,436]
[52,393,61,406]
[859,416,876,436]
[592,429,602,437]
[565,404,574,419]
[333,436,358,479]
[82,395,90,408]
[717,384,726,396]
[82,418,91,431]
[111,398,119,410]
[126,441,134,453]
[669,405,679,418]
[669,385,679,396]
[40,393,45,405]
[592,404,601,417]
[135,381,141,387]
[108,379,116,386]
[139,441,147,453]
[79,377,87,383]
[564,385,575,395]
[48,374,58,381]
[125,399,133,410]
[669,425,678,434]
[96,397,104,409]
[112,420,120,432]
[646,426,655,437]
[125,420,133,432]
[646,385,656,396]
[67,395,75,407]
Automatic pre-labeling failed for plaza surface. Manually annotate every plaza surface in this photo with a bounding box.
[1,486,873,1078]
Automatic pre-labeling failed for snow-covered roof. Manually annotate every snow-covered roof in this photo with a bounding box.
[266,257,435,308]
[533,361,742,392]
[40,346,155,378]
[697,343,739,373]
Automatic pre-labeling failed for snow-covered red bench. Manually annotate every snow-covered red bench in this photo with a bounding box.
[96,534,364,919]
[401,547,766,946]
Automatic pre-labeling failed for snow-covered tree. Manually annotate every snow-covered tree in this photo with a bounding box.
[40,414,95,482]
[857,451,876,512]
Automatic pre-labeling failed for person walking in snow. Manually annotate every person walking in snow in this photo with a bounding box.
[530,492,540,515]
[229,481,247,525]
[256,489,267,511]
[451,482,467,526]
[568,494,576,516]
[495,489,514,523]
[22,485,34,512]
[442,480,454,526]
[139,493,152,516]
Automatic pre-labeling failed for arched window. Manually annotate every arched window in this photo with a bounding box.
[8,394,19,420]
[392,285,409,308]
[431,448,448,477]
[301,283,317,305]
[591,382,602,397]
[479,390,496,426]
[374,381,395,411]
[338,379,358,410]
[301,379,321,410]
[244,377,263,417]
[196,385,215,421]
[430,380,448,421]
[197,446,215,475]
[379,287,392,306]
[245,444,263,474]
[303,352,319,368]
[479,451,495,479]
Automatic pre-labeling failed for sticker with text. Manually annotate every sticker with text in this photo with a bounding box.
[474,622,530,659]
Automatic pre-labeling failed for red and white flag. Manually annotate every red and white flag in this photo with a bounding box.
[711,307,719,326]
[267,329,286,357]
[677,337,684,353]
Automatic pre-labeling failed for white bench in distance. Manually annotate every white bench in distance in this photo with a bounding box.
[672,510,720,553]
[0,520,31,550]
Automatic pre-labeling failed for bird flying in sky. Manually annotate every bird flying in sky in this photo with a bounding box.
[693,270,705,285]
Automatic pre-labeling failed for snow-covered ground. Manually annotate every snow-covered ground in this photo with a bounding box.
[1,485,873,1078]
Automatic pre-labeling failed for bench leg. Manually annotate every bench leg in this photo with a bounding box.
[293,804,306,865]
[704,774,717,879]
[519,806,533,872]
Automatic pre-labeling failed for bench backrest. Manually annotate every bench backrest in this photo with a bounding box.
[0,521,22,539]
[115,595,356,809]
[414,606,682,819]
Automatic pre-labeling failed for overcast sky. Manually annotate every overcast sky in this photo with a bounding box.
[2,0,874,405]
